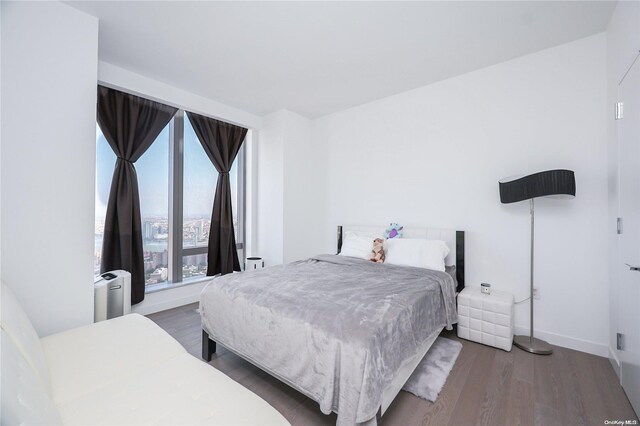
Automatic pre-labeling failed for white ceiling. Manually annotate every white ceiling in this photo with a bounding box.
[67,1,615,118]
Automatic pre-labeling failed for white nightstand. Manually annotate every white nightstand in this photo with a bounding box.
[457,286,514,351]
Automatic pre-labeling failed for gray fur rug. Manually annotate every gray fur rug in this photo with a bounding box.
[402,337,463,402]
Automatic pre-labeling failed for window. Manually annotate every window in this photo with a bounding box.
[95,109,245,289]
[182,117,217,251]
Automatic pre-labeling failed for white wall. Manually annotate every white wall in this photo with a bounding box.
[131,280,211,316]
[313,34,609,356]
[1,1,98,336]
[256,111,286,266]
[254,109,325,266]
[606,1,640,373]
[282,112,326,263]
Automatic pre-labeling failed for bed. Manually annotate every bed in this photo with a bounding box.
[200,226,465,425]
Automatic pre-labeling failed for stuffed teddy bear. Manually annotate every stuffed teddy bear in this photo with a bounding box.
[371,238,385,263]
[384,223,404,239]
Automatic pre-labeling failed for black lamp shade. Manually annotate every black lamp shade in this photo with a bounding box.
[499,169,575,204]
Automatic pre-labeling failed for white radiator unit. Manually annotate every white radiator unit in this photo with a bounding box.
[94,270,131,323]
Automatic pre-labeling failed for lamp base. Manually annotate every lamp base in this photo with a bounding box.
[513,335,553,355]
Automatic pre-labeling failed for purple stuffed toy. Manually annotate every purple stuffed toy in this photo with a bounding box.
[384,223,404,239]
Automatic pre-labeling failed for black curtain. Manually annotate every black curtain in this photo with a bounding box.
[98,86,177,304]
[186,111,247,276]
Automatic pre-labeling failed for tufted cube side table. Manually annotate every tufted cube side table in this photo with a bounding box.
[457,286,514,351]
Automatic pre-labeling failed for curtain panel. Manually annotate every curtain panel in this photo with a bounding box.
[185,112,247,276]
[97,85,177,304]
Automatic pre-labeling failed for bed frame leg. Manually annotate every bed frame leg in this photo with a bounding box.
[202,330,216,361]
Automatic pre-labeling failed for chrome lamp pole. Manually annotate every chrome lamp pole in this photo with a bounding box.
[499,169,576,356]
[512,198,552,354]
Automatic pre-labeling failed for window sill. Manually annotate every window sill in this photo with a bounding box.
[145,275,216,294]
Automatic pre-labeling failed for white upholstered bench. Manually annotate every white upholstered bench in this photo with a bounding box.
[1,282,290,425]
[457,286,514,351]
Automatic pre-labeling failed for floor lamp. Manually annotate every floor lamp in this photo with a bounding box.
[499,169,576,355]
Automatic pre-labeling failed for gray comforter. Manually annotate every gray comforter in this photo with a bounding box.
[200,254,457,425]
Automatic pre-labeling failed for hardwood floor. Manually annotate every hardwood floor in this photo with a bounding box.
[148,303,638,426]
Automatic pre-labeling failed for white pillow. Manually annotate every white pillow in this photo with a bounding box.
[384,238,450,271]
[339,231,374,260]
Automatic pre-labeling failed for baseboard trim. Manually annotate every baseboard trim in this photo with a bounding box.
[514,325,608,357]
[609,347,621,379]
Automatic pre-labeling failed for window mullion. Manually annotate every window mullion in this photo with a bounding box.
[168,111,185,283]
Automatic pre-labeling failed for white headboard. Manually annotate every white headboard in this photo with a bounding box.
[337,225,465,291]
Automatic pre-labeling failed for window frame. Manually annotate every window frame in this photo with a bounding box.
[167,110,246,285]
[96,107,246,290]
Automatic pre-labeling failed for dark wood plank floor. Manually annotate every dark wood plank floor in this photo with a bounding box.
[148,303,638,426]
